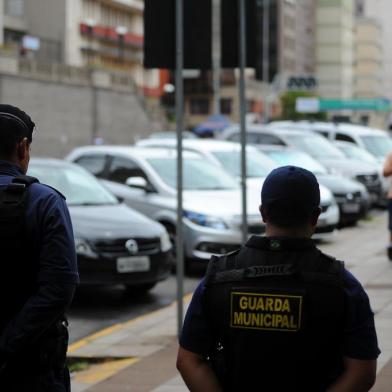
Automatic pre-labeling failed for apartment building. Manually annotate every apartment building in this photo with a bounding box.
[353,18,382,99]
[0,0,164,96]
[361,0,392,101]
[316,0,355,99]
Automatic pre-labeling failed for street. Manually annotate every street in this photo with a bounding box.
[68,209,392,358]
[68,270,201,343]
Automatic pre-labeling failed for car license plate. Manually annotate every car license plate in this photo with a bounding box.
[342,203,360,213]
[117,257,150,273]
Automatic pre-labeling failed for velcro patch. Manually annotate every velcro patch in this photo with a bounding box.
[230,291,303,332]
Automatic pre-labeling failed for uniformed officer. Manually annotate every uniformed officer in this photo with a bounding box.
[177,166,380,391]
[0,105,79,391]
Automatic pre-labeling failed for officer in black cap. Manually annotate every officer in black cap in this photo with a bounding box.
[177,166,380,391]
[0,105,79,391]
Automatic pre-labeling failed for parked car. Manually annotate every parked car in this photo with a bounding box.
[220,125,383,205]
[28,158,172,291]
[334,140,388,206]
[66,146,264,264]
[260,146,370,225]
[136,138,340,237]
[270,121,392,164]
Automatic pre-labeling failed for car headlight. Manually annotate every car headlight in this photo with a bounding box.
[160,232,172,252]
[184,211,228,230]
[75,238,97,258]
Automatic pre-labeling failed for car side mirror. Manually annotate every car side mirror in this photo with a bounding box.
[125,177,154,192]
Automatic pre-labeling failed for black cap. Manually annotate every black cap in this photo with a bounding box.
[0,104,35,138]
[262,166,320,212]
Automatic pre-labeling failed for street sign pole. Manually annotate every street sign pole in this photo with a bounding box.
[262,0,270,124]
[239,0,248,244]
[175,0,185,338]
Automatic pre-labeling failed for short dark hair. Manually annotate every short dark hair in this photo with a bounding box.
[0,105,35,158]
[264,201,318,229]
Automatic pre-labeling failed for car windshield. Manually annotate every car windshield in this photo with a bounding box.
[147,156,238,190]
[28,163,118,206]
[360,135,392,159]
[264,149,327,175]
[212,149,275,178]
[337,143,378,164]
[282,133,344,159]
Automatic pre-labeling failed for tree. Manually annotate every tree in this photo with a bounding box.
[279,91,327,121]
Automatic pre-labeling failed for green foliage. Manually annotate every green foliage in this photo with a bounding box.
[278,91,327,121]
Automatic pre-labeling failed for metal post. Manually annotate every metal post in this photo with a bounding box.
[238,0,247,244]
[212,0,221,115]
[175,0,185,338]
[263,0,270,124]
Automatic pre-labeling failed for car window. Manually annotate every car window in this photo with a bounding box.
[258,134,285,146]
[336,133,355,143]
[314,130,329,138]
[29,163,118,206]
[228,132,259,143]
[75,155,107,177]
[108,156,147,184]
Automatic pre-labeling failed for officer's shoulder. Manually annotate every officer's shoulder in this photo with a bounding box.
[319,251,345,272]
[30,182,66,201]
[207,249,241,273]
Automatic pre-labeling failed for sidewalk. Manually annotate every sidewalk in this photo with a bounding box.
[69,212,392,391]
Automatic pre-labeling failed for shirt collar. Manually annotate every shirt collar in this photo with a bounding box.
[0,160,24,177]
[246,236,316,252]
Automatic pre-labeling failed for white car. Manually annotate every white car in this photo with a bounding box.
[136,139,340,238]
[66,146,264,263]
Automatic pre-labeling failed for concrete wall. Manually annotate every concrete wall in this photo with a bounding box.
[0,74,152,158]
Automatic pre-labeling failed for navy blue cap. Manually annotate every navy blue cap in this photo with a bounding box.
[262,166,320,211]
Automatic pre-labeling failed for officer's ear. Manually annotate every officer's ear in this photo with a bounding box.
[259,205,268,223]
[310,207,322,227]
[16,137,30,161]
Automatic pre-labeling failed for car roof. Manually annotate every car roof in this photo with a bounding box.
[335,123,388,136]
[68,145,201,160]
[30,157,78,168]
[137,138,258,153]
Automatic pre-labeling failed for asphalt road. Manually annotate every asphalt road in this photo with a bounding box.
[68,271,202,343]
[68,210,387,344]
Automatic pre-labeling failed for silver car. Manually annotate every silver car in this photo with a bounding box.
[66,146,263,263]
[136,138,340,238]
[220,125,382,205]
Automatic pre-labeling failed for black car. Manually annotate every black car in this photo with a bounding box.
[28,159,172,291]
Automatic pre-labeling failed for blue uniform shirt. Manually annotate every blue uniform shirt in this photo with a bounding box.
[0,160,79,284]
[181,268,380,361]
[0,160,79,359]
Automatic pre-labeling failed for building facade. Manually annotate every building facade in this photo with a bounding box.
[0,0,164,96]
[353,18,382,99]
[316,0,355,99]
[361,0,392,101]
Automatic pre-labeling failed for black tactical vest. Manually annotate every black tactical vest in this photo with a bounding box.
[204,237,346,392]
[0,175,40,333]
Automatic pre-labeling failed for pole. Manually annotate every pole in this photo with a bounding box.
[263,0,270,124]
[212,0,221,115]
[238,0,247,244]
[175,0,185,338]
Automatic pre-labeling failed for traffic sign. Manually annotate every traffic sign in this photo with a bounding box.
[296,98,391,113]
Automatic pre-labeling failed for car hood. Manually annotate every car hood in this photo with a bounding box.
[69,203,164,240]
[183,189,261,218]
[317,174,366,194]
[318,158,377,177]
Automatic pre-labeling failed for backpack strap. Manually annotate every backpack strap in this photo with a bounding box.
[12,175,39,187]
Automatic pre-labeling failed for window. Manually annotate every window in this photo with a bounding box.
[258,134,285,146]
[75,155,107,177]
[228,133,260,144]
[108,157,146,183]
[190,98,210,115]
[335,133,355,143]
[5,0,24,16]
[220,98,232,115]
